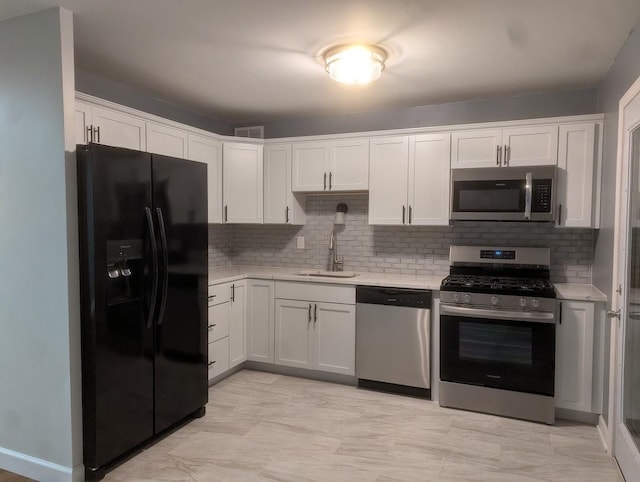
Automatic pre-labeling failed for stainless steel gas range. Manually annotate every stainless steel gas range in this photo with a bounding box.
[439,246,556,424]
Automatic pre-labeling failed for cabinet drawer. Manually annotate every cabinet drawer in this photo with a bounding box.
[208,282,230,305]
[208,337,230,380]
[208,301,230,342]
[275,281,355,304]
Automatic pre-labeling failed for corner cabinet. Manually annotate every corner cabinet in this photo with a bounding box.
[369,133,451,226]
[555,300,597,413]
[556,122,601,228]
[222,142,264,223]
[263,144,305,225]
[229,281,247,368]
[188,134,222,224]
[247,279,275,363]
[291,138,369,192]
[451,125,558,168]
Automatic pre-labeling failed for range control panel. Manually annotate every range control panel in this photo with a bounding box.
[480,249,516,260]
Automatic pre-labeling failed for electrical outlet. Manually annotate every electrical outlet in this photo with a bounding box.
[296,236,305,249]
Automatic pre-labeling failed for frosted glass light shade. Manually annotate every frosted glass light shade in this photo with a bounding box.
[324,44,386,85]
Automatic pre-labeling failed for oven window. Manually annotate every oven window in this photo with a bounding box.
[459,322,533,366]
[453,180,525,212]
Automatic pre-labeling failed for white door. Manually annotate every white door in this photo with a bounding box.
[328,138,369,191]
[408,133,451,226]
[368,136,409,225]
[146,121,188,158]
[612,76,640,479]
[503,125,558,167]
[188,134,222,224]
[229,282,246,368]
[451,129,502,169]
[223,142,263,223]
[91,106,146,151]
[264,144,291,224]
[292,142,328,192]
[247,280,274,363]
[314,303,355,375]
[274,299,312,369]
[75,100,92,144]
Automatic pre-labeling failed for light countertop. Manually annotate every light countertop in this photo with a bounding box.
[208,266,607,302]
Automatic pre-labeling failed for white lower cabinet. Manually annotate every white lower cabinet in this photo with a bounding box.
[229,281,247,368]
[208,337,230,380]
[247,280,275,363]
[274,282,355,376]
[555,300,595,412]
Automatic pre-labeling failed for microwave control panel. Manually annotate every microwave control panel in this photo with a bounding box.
[531,180,552,213]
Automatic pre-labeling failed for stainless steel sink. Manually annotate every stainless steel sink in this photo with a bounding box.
[296,270,359,278]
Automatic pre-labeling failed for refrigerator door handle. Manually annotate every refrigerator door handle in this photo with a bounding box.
[144,207,159,328]
[156,207,169,326]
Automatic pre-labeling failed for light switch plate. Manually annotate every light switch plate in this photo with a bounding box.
[296,236,305,249]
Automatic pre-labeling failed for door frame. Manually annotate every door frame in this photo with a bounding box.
[611,73,640,477]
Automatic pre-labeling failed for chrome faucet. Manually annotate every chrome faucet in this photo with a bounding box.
[329,232,344,271]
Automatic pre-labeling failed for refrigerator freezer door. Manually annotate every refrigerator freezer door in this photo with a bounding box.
[151,154,208,433]
[77,144,155,472]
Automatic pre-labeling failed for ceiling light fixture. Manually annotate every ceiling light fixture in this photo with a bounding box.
[323,44,387,85]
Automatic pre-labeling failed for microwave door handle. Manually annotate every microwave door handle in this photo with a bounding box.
[524,172,532,220]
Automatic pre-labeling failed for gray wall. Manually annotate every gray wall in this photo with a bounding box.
[76,70,233,135]
[240,88,598,138]
[210,194,594,284]
[593,22,640,427]
[0,7,82,479]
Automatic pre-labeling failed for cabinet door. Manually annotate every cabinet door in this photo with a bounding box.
[264,144,291,224]
[208,337,230,381]
[451,129,502,169]
[75,100,92,144]
[247,280,274,363]
[314,303,355,375]
[292,142,328,192]
[229,282,246,368]
[91,106,146,151]
[274,299,313,369]
[555,300,595,412]
[408,133,451,226]
[503,125,558,167]
[556,123,596,228]
[146,121,188,158]
[368,136,409,225]
[207,301,230,343]
[328,138,369,191]
[188,134,222,224]
[223,142,263,223]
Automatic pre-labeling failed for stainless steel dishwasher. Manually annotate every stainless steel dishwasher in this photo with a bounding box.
[356,286,431,398]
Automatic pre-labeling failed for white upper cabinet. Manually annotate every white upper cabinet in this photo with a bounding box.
[146,121,188,158]
[76,101,146,151]
[369,134,450,226]
[188,133,222,224]
[264,144,305,225]
[408,133,451,226]
[223,142,264,224]
[452,125,558,168]
[556,123,598,228]
[292,138,369,192]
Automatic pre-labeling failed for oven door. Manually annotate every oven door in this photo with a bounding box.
[440,304,555,396]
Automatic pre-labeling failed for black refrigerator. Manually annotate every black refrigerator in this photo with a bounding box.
[77,143,208,480]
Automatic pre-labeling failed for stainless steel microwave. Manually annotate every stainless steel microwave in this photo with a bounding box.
[450,166,556,221]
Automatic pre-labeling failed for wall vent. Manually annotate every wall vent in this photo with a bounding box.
[234,126,264,139]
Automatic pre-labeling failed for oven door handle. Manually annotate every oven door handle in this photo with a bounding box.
[524,171,533,220]
[440,304,555,324]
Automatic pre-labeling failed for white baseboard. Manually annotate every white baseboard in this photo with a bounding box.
[0,446,84,482]
[597,414,611,454]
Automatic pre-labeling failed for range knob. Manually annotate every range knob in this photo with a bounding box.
[519,298,527,308]
[531,298,539,308]
[491,296,499,306]
[463,294,472,304]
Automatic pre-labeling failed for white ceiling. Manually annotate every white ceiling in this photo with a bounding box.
[1,0,640,124]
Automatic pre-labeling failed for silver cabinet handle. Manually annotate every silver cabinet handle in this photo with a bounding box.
[559,302,563,324]
[402,206,406,224]
[285,206,290,223]
[557,204,562,226]
[308,304,312,322]
[323,172,327,190]
[94,126,100,143]
[86,125,92,143]
[329,172,332,190]
[314,303,318,323]
[408,206,412,224]
[524,172,532,220]
[224,205,228,222]
[504,145,510,166]
[208,324,216,328]
[208,361,216,366]
[231,284,235,302]
[496,145,502,166]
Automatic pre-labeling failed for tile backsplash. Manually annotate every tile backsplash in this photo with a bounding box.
[209,194,594,283]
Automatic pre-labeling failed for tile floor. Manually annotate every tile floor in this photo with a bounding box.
[98,369,621,481]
